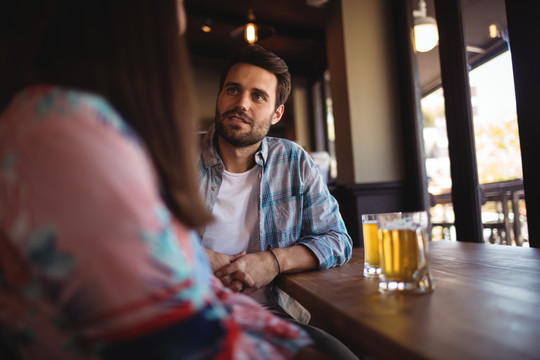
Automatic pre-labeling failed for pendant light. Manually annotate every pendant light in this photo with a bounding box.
[230,7,275,45]
[413,0,439,52]
[244,9,257,44]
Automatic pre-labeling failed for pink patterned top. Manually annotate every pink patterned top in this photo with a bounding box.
[0,86,311,359]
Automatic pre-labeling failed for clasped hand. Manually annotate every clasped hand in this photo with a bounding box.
[204,248,280,293]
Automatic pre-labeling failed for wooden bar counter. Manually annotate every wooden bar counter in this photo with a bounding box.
[276,241,540,360]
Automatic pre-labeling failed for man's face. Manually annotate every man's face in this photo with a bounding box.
[214,63,284,148]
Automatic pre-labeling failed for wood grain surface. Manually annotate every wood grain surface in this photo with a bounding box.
[276,241,540,360]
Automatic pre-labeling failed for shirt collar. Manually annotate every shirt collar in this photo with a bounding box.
[200,124,221,169]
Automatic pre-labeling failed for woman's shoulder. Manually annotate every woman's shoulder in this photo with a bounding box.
[1,85,142,153]
[4,86,125,130]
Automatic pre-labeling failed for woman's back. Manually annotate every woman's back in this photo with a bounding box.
[0,86,312,359]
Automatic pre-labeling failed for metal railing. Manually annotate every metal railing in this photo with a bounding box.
[430,179,527,246]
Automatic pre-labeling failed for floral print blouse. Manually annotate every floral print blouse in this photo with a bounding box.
[0,86,311,359]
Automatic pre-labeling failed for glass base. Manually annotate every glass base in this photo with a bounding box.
[363,264,381,278]
[378,275,434,294]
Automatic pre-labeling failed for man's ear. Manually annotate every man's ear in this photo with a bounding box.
[271,104,285,125]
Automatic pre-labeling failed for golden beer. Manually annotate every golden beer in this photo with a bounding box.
[362,214,381,277]
[363,223,380,267]
[379,229,420,282]
[377,211,434,294]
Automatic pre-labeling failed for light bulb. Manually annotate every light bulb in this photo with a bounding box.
[244,23,258,44]
[414,21,438,52]
[489,24,498,38]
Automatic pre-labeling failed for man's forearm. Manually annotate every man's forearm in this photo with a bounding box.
[272,245,319,274]
[295,231,353,270]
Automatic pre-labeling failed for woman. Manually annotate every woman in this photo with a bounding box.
[0,1,330,359]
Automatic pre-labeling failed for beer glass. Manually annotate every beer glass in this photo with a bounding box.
[362,214,381,277]
[377,211,434,294]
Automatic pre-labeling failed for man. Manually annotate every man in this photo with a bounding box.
[198,45,352,321]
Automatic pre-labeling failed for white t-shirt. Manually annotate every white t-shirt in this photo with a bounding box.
[202,166,268,304]
[202,166,260,255]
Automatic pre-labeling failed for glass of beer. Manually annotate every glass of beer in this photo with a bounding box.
[377,211,434,294]
[362,214,381,277]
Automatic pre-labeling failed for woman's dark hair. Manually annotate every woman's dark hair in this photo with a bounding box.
[219,44,291,108]
[0,0,211,227]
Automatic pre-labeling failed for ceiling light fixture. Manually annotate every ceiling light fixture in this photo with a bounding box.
[489,24,498,39]
[201,18,213,33]
[413,0,439,53]
[244,9,257,44]
[230,8,275,45]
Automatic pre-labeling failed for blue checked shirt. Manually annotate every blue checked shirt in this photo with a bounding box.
[197,125,352,322]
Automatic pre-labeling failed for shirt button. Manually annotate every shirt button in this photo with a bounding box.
[211,186,216,191]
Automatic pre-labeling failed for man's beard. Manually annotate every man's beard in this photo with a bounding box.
[214,107,273,148]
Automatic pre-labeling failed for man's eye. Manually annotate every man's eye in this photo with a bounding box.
[226,87,239,95]
[253,93,265,101]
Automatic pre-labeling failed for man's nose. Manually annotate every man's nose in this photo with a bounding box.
[234,92,251,112]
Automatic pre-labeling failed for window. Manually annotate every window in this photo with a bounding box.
[417,0,528,246]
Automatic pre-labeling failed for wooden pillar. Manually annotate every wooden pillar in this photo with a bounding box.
[505,0,540,248]
[434,0,484,243]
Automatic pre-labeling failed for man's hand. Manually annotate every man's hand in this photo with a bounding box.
[204,248,245,273]
[215,251,280,294]
[210,245,318,293]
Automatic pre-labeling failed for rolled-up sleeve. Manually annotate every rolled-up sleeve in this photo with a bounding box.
[260,139,352,270]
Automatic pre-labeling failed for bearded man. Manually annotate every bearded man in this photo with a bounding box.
[197,44,352,324]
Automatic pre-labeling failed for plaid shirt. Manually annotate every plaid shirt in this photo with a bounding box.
[198,125,352,322]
